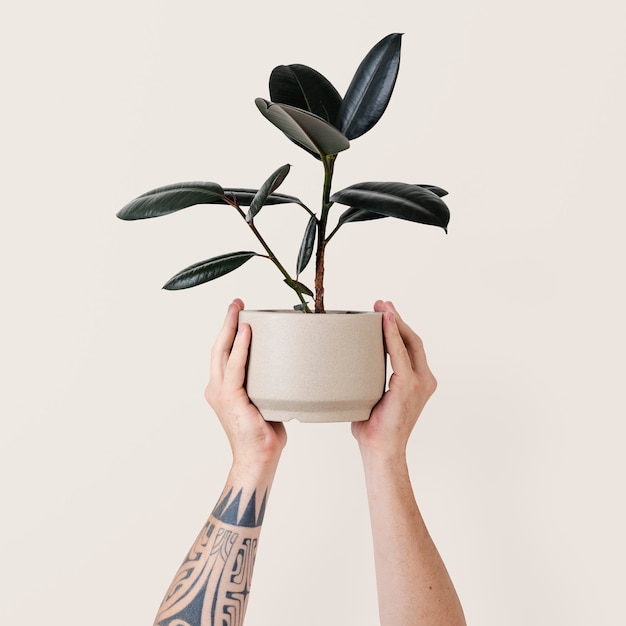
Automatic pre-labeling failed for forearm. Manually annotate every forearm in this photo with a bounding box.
[154,460,279,626]
[361,450,465,626]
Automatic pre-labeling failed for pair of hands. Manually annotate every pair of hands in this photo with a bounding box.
[205,299,437,467]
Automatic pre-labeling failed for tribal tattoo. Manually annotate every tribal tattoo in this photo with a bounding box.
[154,487,267,626]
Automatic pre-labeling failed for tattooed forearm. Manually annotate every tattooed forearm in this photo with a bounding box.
[154,488,267,626]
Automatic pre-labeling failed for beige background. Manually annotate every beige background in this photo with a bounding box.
[2,1,625,624]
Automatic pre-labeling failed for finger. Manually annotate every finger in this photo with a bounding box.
[210,299,244,383]
[386,302,431,375]
[223,322,251,392]
[381,310,413,378]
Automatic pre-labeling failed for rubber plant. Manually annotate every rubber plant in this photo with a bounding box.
[117,33,450,313]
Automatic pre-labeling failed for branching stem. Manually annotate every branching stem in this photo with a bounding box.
[324,222,341,244]
[225,197,311,312]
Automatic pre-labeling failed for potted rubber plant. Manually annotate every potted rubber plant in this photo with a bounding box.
[117,33,450,423]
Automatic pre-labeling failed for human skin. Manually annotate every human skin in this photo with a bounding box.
[153,299,465,626]
[153,299,285,626]
[352,300,466,626]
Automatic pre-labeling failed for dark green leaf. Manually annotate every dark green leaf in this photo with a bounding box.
[331,181,450,231]
[255,98,350,158]
[293,303,309,312]
[224,188,303,207]
[416,184,448,198]
[336,33,403,140]
[284,279,314,297]
[336,185,448,225]
[247,164,291,222]
[117,182,225,220]
[269,64,342,124]
[296,214,318,274]
[338,207,388,225]
[162,251,257,290]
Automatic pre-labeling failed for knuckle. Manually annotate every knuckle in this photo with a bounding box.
[423,372,438,395]
[398,344,410,362]
[204,381,217,406]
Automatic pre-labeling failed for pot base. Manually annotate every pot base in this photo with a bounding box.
[250,400,374,423]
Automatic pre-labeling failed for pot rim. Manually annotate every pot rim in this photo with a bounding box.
[239,309,382,315]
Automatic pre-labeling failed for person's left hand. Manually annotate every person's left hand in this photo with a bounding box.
[351,300,437,460]
[205,299,287,468]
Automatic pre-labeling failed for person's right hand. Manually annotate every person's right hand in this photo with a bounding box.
[205,299,287,469]
[351,300,438,459]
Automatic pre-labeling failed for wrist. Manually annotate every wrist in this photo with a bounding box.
[358,438,407,465]
[359,444,409,476]
[228,431,285,471]
[229,454,281,485]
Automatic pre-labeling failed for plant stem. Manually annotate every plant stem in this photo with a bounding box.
[324,222,341,244]
[227,198,311,312]
[314,154,336,313]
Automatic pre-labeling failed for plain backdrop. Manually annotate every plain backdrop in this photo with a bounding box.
[2,1,625,624]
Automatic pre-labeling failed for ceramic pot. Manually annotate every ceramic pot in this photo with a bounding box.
[238,310,385,423]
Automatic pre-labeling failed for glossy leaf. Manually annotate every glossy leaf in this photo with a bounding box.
[417,184,448,198]
[284,279,314,297]
[337,184,449,225]
[336,33,402,140]
[224,188,303,207]
[269,64,342,124]
[331,181,450,231]
[247,164,291,222]
[296,214,318,274]
[162,251,257,290]
[255,98,350,158]
[117,182,225,220]
[337,206,387,225]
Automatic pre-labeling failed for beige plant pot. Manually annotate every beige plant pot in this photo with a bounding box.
[238,310,385,423]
